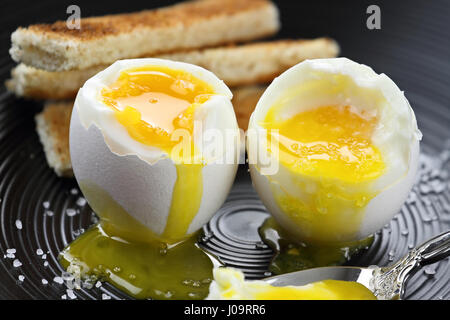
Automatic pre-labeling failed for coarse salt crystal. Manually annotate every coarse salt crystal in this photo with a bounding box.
[66,208,77,217]
[67,289,76,300]
[45,210,54,217]
[76,197,87,206]
[54,276,64,284]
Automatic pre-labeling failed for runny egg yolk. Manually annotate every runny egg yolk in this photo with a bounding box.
[101,65,215,243]
[59,66,219,300]
[253,280,376,300]
[211,268,376,300]
[255,280,376,300]
[262,105,385,243]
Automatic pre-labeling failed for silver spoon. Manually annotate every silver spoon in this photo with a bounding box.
[264,230,450,300]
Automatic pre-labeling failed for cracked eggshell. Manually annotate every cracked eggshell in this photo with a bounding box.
[69,58,239,242]
[247,58,421,243]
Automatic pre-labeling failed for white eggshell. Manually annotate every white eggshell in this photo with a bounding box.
[69,58,239,242]
[247,58,421,243]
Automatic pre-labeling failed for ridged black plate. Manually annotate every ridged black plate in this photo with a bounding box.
[0,0,449,300]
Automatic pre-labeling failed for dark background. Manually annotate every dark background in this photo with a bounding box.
[0,0,449,300]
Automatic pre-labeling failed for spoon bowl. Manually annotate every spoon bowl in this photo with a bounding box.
[265,230,450,300]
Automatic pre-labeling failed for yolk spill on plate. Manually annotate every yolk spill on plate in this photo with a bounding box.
[60,66,218,300]
[259,217,373,274]
[60,225,216,300]
[262,105,385,243]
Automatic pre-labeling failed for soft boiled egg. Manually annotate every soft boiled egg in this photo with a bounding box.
[70,58,240,244]
[207,267,376,300]
[247,58,421,244]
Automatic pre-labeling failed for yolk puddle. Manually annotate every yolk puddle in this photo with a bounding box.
[60,225,217,300]
[262,105,385,243]
[259,217,373,274]
[61,66,217,299]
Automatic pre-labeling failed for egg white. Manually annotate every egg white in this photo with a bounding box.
[247,58,421,242]
[70,58,239,241]
[206,267,266,300]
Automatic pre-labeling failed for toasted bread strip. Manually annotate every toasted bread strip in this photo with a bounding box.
[7,38,339,100]
[232,86,266,131]
[11,0,280,71]
[35,86,265,176]
[35,101,73,177]
[6,64,105,100]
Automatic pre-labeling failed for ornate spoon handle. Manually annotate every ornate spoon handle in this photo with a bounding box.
[370,230,450,300]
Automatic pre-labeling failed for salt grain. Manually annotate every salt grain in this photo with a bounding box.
[18,275,25,282]
[76,197,87,207]
[13,259,22,267]
[67,289,77,300]
[54,276,64,284]
[36,249,43,256]
[43,201,50,209]
[6,249,16,259]
[41,254,47,260]
[45,210,54,217]
[95,281,102,288]
[15,220,22,230]
[424,266,436,276]
[66,208,77,217]
[70,188,79,195]
[102,293,111,300]
[42,279,48,285]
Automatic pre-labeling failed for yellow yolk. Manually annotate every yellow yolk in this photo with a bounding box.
[253,280,376,300]
[101,66,215,243]
[211,268,376,300]
[264,105,384,183]
[101,65,214,156]
[262,105,385,243]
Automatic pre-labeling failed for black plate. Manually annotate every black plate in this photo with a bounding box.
[0,0,449,300]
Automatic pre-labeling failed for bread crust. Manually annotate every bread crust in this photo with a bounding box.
[7,38,339,99]
[35,101,73,177]
[10,0,280,71]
